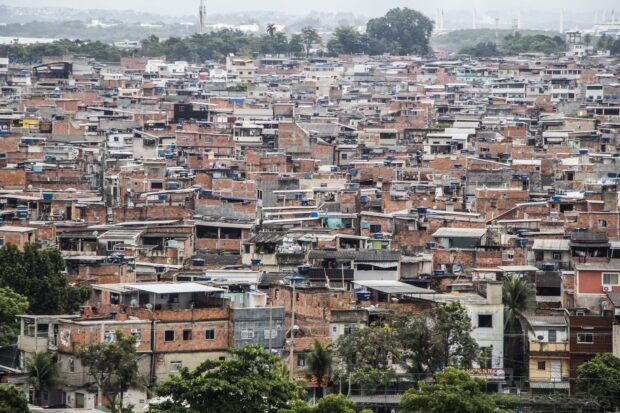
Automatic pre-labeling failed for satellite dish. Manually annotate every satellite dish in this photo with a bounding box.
[537,335,544,341]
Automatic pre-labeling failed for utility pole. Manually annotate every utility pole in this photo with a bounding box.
[288,282,296,380]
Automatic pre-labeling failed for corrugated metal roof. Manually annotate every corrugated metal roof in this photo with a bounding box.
[432,227,486,238]
[353,280,434,294]
[126,282,224,294]
[532,239,570,251]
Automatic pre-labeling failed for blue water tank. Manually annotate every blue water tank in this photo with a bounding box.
[552,195,562,203]
[251,258,262,266]
[426,242,436,249]
[356,290,371,301]
[297,265,310,275]
[43,192,53,200]
[360,195,368,204]
[167,182,179,190]
[542,263,556,271]
[192,258,205,266]
[154,265,166,273]
[158,194,168,200]
[579,149,589,155]
[417,206,428,214]
[516,238,528,248]
[310,211,319,218]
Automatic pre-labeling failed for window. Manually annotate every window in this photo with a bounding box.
[297,353,306,367]
[219,356,226,361]
[103,331,115,343]
[241,329,255,340]
[369,224,382,234]
[131,329,142,343]
[274,289,279,300]
[548,329,557,343]
[332,326,337,333]
[0,237,4,247]
[577,333,593,344]
[597,219,607,228]
[164,330,175,342]
[264,328,278,339]
[107,241,122,251]
[603,273,619,285]
[69,358,75,373]
[552,252,562,261]
[183,329,192,341]
[537,361,546,370]
[205,329,215,340]
[344,324,358,335]
[478,314,493,328]
[169,361,182,373]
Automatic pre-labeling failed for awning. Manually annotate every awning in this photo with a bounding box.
[356,262,398,268]
[125,282,224,294]
[353,280,434,294]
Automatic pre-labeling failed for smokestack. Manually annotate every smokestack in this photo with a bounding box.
[198,0,207,34]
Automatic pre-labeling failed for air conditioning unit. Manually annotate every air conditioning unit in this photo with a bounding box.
[603,285,612,293]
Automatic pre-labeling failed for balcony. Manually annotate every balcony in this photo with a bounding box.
[529,341,569,353]
[17,335,49,353]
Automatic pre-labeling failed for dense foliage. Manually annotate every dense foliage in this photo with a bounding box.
[0,286,29,347]
[152,345,305,413]
[400,368,499,413]
[500,33,565,55]
[0,244,91,315]
[334,301,480,389]
[278,394,373,413]
[576,353,620,411]
[0,384,29,413]
[459,42,501,57]
[366,8,434,56]
[432,29,561,53]
[77,330,142,413]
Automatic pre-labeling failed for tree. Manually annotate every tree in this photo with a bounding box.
[394,301,480,377]
[334,323,398,391]
[266,23,277,38]
[77,330,141,413]
[327,26,365,56]
[366,8,434,56]
[0,384,29,413]
[400,368,498,413]
[154,345,304,413]
[26,352,60,406]
[289,34,305,57]
[503,275,535,380]
[305,340,332,399]
[576,353,620,411]
[0,287,29,347]
[300,26,321,56]
[278,394,373,413]
[459,42,501,57]
[0,244,91,315]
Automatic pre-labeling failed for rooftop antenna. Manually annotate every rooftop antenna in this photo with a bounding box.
[198,0,207,34]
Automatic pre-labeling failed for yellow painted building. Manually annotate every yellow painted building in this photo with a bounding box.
[527,315,571,393]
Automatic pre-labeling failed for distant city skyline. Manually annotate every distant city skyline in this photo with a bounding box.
[0,0,618,18]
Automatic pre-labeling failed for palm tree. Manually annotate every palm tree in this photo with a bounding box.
[266,23,277,38]
[305,340,332,400]
[502,275,535,383]
[26,352,60,406]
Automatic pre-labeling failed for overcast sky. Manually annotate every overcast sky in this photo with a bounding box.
[0,0,618,16]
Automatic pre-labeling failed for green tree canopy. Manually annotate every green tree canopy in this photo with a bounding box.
[77,330,142,413]
[300,26,321,56]
[0,244,90,315]
[0,384,29,413]
[26,352,60,406]
[153,345,304,413]
[500,33,565,55]
[459,42,501,57]
[366,7,434,55]
[0,286,29,347]
[576,353,620,411]
[400,368,498,413]
[305,340,332,398]
[278,394,373,413]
